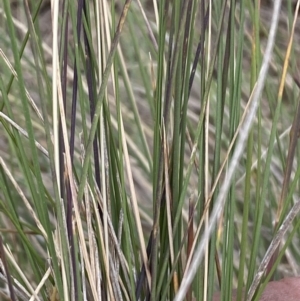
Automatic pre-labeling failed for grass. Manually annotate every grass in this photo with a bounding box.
[0,0,300,300]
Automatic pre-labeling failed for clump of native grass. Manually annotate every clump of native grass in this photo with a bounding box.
[0,0,300,300]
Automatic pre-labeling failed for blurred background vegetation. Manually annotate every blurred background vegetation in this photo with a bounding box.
[0,0,300,300]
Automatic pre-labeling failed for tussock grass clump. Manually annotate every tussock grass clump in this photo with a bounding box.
[0,0,299,300]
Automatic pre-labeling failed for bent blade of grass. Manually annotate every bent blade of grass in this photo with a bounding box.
[246,197,300,301]
[4,244,43,301]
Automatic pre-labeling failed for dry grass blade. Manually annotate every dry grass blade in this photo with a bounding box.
[246,197,300,301]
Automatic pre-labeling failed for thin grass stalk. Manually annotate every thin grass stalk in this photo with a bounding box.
[233,1,247,296]
[0,0,43,112]
[152,2,199,299]
[247,197,300,301]
[203,0,213,299]
[3,0,48,238]
[0,236,16,301]
[180,0,201,294]
[127,10,156,115]
[205,0,228,299]
[2,2,64,299]
[0,78,46,284]
[157,3,227,296]
[245,2,263,292]
[274,0,300,223]
[171,3,185,295]
[116,18,153,173]
[249,0,295,285]
[68,0,88,158]
[220,2,240,300]
[76,1,143,261]
[194,2,207,300]
[25,1,75,298]
[104,100,138,300]
[78,1,153,295]
[174,0,282,299]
